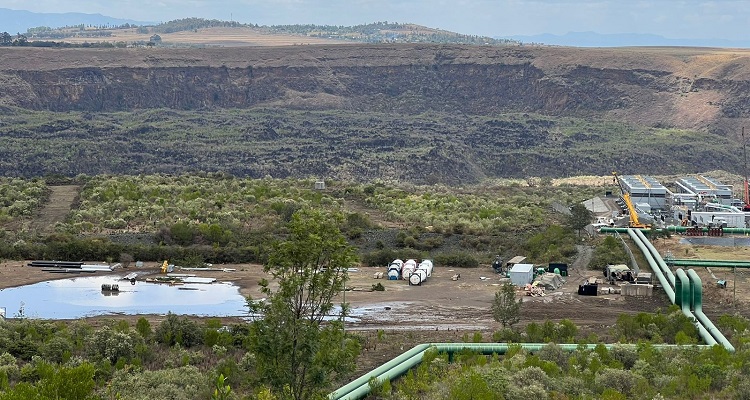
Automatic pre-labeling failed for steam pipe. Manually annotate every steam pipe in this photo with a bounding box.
[330,229,735,400]
[601,227,750,235]
[626,228,674,303]
[670,260,750,268]
[329,342,713,400]
[634,229,675,287]
[686,269,734,352]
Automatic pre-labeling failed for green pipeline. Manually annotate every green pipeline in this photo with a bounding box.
[670,259,750,268]
[328,342,714,400]
[600,227,750,235]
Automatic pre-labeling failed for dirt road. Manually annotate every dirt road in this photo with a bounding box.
[29,185,79,233]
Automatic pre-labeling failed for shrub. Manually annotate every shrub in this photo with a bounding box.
[155,313,203,347]
[106,365,209,400]
[41,336,73,364]
[361,249,398,267]
[88,326,139,364]
[434,252,479,268]
[595,368,639,396]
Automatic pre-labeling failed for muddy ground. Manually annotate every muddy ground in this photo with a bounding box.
[4,234,750,378]
[2,235,749,332]
[0,256,674,331]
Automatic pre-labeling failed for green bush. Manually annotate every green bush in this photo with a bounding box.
[590,235,628,270]
[154,313,203,347]
[434,252,479,268]
[361,249,398,267]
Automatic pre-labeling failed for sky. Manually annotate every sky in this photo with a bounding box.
[3,0,750,40]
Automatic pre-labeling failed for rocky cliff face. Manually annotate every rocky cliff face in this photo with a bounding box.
[2,44,750,133]
[1,44,750,182]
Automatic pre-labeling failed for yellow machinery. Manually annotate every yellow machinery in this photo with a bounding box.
[612,172,651,229]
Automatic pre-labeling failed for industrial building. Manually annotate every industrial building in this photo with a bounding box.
[617,175,668,211]
[675,176,734,206]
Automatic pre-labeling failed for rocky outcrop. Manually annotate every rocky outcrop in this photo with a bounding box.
[2,44,750,183]
[2,44,750,132]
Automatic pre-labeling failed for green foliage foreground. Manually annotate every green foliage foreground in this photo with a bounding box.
[375,313,750,400]
[0,309,745,399]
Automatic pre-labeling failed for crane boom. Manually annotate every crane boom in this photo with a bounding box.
[612,172,650,229]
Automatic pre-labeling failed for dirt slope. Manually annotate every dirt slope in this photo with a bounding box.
[29,185,79,234]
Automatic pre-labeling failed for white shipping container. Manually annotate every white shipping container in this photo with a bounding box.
[509,263,534,286]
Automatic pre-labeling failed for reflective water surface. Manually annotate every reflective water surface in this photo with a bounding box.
[0,275,248,319]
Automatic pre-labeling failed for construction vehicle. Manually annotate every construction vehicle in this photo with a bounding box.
[612,172,651,229]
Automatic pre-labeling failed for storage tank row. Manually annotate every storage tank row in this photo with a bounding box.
[386,259,433,285]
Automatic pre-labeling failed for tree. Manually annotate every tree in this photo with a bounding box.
[13,33,27,46]
[248,210,360,400]
[492,283,521,329]
[0,32,11,46]
[568,202,593,236]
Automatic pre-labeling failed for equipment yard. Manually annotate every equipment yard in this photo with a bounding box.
[3,233,748,330]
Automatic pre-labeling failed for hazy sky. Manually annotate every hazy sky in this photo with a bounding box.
[4,0,749,40]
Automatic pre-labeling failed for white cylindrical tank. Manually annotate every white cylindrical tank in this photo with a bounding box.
[387,259,404,280]
[409,269,427,285]
[402,259,417,280]
[418,260,433,277]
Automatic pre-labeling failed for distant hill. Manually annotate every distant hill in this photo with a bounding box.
[0,7,152,34]
[16,17,516,47]
[500,31,750,48]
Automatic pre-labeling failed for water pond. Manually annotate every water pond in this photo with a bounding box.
[0,275,248,319]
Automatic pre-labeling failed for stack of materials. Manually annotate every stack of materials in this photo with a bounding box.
[535,273,565,290]
[524,283,545,296]
[28,260,114,273]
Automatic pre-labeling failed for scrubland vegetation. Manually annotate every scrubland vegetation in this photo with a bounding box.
[0,305,747,399]
[3,175,747,399]
[0,175,599,267]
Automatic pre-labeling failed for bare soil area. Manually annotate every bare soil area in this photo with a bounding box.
[0,257,671,331]
[5,234,750,379]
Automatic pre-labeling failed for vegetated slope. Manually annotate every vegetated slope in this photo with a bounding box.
[0,44,749,182]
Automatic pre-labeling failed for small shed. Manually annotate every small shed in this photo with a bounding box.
[505,256,527,270]
[314,181,326,190]
[509,263,534,286]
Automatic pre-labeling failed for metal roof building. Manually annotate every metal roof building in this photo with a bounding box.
[618,175,668,210]
[675,176,733,205]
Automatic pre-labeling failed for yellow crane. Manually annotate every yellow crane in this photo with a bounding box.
[612,172,651,229]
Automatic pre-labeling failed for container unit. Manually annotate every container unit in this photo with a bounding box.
[690,211,746,228]
[408,260,433,286]
[387,259,404,280]
[509,263,534,286]
[548,263,568,276]
[618,175,668,211]
[401,259,417,280]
